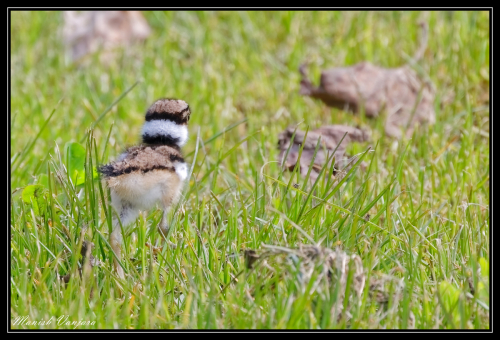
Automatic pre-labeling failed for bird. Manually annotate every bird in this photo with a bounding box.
[98,98,191,278]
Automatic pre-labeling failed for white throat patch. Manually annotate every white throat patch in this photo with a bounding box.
[174,162,189,181]
[142,120,188,146]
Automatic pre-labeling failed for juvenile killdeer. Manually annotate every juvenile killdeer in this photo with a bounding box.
[99,98,191,278]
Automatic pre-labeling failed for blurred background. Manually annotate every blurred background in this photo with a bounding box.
[11,10,489,187]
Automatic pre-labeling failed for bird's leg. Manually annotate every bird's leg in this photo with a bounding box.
[110,225,125,279]
[158,208,170,241]
[110,201,138,279]
[159,182,183,247]
[158,208,178,249]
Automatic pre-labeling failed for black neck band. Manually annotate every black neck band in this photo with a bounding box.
[142,134,180,147]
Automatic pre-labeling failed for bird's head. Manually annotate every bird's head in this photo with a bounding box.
[142,98,191,147]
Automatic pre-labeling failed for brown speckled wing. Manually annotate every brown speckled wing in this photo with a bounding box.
[99,145,184,177]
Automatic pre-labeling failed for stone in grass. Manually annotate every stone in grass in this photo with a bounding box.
[248,244,408,324]
[253,244,365,322]
[299,22,435,139]
[62,11,151,64]
[59,241,100,283]
[277,125,370,182]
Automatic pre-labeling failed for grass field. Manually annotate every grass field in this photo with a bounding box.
[10,11,490,329]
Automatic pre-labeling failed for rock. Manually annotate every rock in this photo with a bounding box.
[278,125,370,181]
[63,11,151,63]
[299,22,435,138]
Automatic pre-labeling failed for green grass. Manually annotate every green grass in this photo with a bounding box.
[10,10,490,329]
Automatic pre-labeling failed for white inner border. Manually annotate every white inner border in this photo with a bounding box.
[142,120,188,146]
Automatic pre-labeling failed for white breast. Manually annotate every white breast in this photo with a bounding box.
[107,169,184,211]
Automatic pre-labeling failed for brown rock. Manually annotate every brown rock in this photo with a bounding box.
[299,23,435,138]
[63,11,151,63]
[278,125,370,181]
[59,240,100,283]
